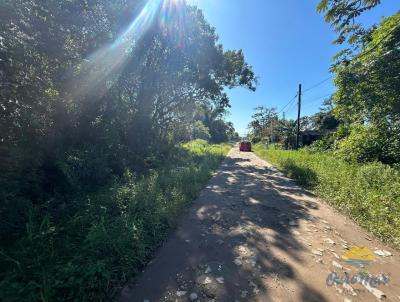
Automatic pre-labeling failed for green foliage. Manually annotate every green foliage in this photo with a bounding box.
[0,141,230,301]
[191,104,239,143]
[333,13,400,125]
[334,123,400,164]
[307,133,336,152]
[254,144,400,248]
[207,119,231,143]
[276,119,298,150]
[317,0,381,46]
[331,13,400,164]
[306,124,348,152]
[0,1,244,299]
[310,13,400,165]
[248,106,278,143]
[335,124,381,162]
[192,121,211,141]
[309,98,339,131]
[247,105,336,150]
[0,0,254,240]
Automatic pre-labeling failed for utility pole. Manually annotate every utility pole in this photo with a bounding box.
[283,112,285,121]
[270,117,275,143]
[296,84,302,149]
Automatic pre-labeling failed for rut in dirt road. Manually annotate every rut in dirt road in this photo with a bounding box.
[120,148,400,302]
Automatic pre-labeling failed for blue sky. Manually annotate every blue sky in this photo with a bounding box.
[187,0,399,136]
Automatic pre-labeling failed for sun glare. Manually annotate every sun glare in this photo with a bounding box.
[69,0,186,99]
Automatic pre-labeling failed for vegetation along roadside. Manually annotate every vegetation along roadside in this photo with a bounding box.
[0,140,231,301]
[254,144,400,249]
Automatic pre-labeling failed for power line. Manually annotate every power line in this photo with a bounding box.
[278,22,398,117]
[296,84,302,149]
[278,93,297,114]
[352,22,400,63]
[285,99,298,114]
[280,89,331,116]
[302,76,333,94]
[300,23,400,96]
[302,93,333,105]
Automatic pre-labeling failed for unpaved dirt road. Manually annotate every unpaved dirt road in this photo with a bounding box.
[120,148,400,302]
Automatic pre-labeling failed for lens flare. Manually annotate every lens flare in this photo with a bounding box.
[68,0,187,99]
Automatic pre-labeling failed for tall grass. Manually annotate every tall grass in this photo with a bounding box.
[0,140,231,301]
[254,144,400,248]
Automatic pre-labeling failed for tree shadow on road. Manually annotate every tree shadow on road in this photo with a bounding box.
[120,153,328,302]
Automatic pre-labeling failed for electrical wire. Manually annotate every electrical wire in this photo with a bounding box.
[278,93,297,114]
[285,99,298,114]
[302,93,333,106]
[278,23,399,118]
[352,22,400,63]
[300,23,399,95]
[302,76,333,94]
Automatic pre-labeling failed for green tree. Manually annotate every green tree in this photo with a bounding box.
[309,98,339,131]
[276,120,298,149]
[192,121,211,141]
[317,0,381,47]
[318,1,400,164]
[333,14,400,163]
[0,0,256,238]
[248,106,278,142]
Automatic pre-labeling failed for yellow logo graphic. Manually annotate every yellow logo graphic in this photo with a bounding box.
[342,246,375,267]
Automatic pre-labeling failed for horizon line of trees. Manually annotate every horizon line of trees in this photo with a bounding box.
[248,99,339,149]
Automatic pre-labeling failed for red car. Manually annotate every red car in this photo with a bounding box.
[239,141,252,152]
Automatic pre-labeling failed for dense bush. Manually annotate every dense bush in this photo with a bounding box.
[0,141,230,301]
[254,144,400,248]
[192,121,211,141]
[334,124,400,164]
[307,134,335,152]
[0,0,255,241]
[0,1,246,299]
[335,124,382,163]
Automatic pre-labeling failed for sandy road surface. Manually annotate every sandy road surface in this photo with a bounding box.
[120,148,400,302]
